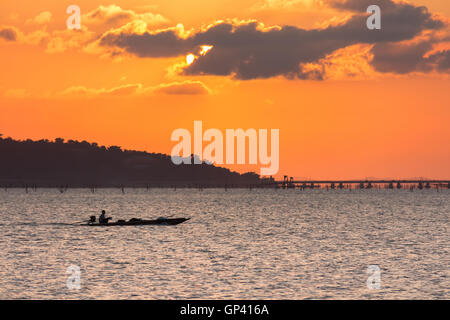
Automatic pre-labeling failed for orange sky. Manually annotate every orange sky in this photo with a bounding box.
[1,0,449,179]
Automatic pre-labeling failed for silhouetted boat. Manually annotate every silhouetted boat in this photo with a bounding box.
[82,217,190,227]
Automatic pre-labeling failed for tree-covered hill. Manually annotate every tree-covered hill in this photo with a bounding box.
[0,135,261,187]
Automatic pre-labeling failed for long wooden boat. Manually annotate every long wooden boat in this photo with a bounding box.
[82,217,190,227]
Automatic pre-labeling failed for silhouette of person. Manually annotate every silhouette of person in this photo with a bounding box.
[99,210,111,224]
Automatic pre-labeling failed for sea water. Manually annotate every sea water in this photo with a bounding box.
[0,188,448,299]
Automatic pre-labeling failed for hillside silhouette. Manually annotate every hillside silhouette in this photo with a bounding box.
[0,135,261,187]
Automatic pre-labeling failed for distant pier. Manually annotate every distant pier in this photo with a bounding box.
[270,176,450,190]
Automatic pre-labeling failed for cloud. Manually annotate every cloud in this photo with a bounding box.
[58,81,210,98]
[99,22,194,58]
[0,24,53,48]
[46,4,169,54]
[60,84,143,97]
[2,1,448,80]
[25,11,52,26]
[2,88,30,98]
[428,50,450,72]
[98,0,445,80]
[0,26,18,41]
[83,5,168,29]
[45,27,94,53]
[152,80,211,95]
[0,5,167,55]
[0,20,92,52]
[371,40,433,74]
[301,43,375,79]
[371,39,450,74]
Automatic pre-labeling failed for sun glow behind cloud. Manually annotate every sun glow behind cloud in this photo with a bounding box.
[186,53,195,65]
[200,45,213,55]
[186,46,213,66]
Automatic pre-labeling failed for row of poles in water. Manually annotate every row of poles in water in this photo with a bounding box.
[3,181,450,193]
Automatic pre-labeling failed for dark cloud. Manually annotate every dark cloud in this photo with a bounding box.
[335,0,447,75]
[334,2,444,43]
[371,41,434,74]
[183,23,345,79]
[371,40,450,74]
[428,50,450,72]
[99,0,446,79]
[0,27,18,41]
[101,29,191,58]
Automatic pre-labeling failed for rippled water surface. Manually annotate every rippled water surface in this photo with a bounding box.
[0,188,448,299]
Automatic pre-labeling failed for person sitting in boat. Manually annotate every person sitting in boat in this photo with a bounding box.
[99,210,111,224]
